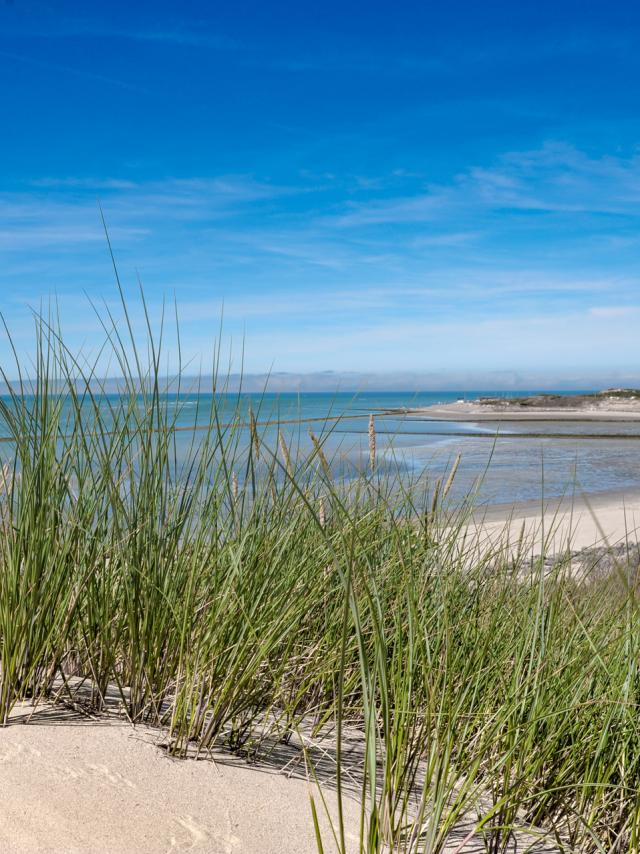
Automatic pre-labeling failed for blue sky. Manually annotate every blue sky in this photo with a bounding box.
[2,0,640,383]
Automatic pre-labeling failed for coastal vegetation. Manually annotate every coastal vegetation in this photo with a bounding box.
[478,389,640,408]
[0,302,639,852]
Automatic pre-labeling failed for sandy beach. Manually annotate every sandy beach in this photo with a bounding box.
[1,486,638,853]
[402,398,640,423]
[471,488,640,553]
[0,698,555,854]
[6,0,640,846]
[0,702,364,854]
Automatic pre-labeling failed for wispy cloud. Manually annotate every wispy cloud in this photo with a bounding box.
[0,225,149,250]
[123,29,239,50]
[30,178,139,191]
[0,48,145,93]
[0,175,302,254]
[27,175,295,202]
[589,305,640,318]
[332,142,640,227]
[4,141,640,374]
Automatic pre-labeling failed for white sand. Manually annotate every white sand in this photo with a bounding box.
[470,490,640,555]
[0,705,362,854]
[0,700,557,853]
[2,490,637,853]
[407,400,640,422]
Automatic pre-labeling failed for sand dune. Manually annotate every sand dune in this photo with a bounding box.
[2,489,638,853]
[0,704,363,854]
[0,699,558,853]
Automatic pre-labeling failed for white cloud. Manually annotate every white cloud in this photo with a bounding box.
[332,142,640,226]
[589,306,639,318]
[4,142,640,376]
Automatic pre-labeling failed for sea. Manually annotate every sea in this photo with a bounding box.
[3,389,640,506]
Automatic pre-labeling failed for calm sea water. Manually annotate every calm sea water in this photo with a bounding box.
[3,389,640,505]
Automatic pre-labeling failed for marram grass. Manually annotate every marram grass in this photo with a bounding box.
[0,302,638,852]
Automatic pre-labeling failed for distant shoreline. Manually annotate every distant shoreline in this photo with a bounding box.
[391,389,640,422]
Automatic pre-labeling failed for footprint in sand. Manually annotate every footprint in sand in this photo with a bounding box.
[0,740,93,787]
[49,763,88,783]
[0,742,23,763]
[85,762,137,789]
[0,742,42,763]
[168,813,240,853]
[168,816,209,851]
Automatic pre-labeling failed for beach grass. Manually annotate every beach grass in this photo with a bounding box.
[0,300,639,852]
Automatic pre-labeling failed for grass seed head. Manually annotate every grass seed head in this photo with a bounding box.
[368,414,376,472]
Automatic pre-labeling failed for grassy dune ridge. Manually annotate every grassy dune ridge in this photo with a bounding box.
[0,302,639,852]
